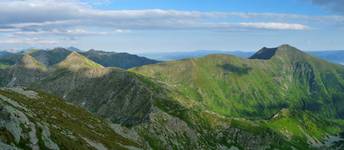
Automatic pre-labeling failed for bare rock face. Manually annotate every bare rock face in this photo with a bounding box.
[0,87,142,150]
[0,91,59,149]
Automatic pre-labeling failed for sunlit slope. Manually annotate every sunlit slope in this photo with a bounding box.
[132,44,344,119]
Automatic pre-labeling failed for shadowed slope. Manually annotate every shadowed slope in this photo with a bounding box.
[82,49,159,69]
[2,54,48,87]
[249,47,278,59]
[30,47,71,66]
[0,52,154,126]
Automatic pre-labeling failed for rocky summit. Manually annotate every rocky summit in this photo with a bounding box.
[0,45,344,149]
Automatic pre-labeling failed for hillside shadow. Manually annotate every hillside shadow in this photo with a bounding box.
[218,63,252,75]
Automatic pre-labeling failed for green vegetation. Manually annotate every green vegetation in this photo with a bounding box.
[132,44,344,149]
[1,45,344,149]
[0,64,9,69]
[132,45,344,118]
[81,49,159,69]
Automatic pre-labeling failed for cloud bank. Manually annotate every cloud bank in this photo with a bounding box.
[0,0,342,47]
[0,0,320,33]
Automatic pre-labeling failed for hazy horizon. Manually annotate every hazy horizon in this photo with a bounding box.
[1,45,344,54]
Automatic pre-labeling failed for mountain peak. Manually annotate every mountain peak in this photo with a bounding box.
[278,44,292,48]
[56,51,103,71]
[249,47,278,60]
[17,54,47,71]
[276,44,302,52]
[250,44,304,60]
[51,47,70,52]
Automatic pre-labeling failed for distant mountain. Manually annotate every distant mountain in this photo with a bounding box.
[310,50,344,65]
[29,48,72,66]
[0,51,15,69]
[0,48,159,69]
[0,51,12,57]
[140,49,344,65]
[81,49,159,69]
[141,50,253,60]
[0,51,22,69]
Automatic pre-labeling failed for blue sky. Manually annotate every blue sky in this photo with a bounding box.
[90,0,326,15]
[0,0,343,52]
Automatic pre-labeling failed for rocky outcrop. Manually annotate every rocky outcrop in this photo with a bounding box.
[0,87,142,149]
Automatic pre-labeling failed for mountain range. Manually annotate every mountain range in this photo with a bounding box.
[140,50,344,65]
[1,45,344,149]
[0,48,159,69]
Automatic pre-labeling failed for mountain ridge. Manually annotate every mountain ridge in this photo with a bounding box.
[1,44,344,149]
[56,51,104,71]
[132,45,343,120]
[0,48,159,69]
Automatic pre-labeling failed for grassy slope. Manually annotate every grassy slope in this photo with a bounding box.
[131,45,344,148]
[131,45,344,118]
[2,46,344,149]
[0,52,303,149]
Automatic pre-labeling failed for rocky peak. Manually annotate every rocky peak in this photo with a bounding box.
[249,47,278,60]
[250,44,305,60]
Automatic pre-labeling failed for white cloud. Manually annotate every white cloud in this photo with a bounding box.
[0,0,318,32]
[13,29,109,36]
[239,22,309,30]
[0,0,342,41]
[0,38,61,45]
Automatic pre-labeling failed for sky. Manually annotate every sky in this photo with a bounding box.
[0,0,343,52]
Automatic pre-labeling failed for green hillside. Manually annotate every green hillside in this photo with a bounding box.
[1,46,344,149]
[0,51,299,149]
[132,44,344,148]
[132,45,344,119]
